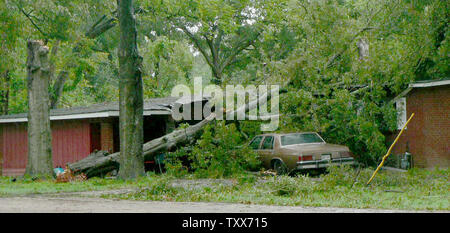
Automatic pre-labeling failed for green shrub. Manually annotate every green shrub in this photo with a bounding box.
[166,122,261,178]
[165,147,190,178]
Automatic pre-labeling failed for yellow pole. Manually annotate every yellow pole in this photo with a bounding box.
[367,113,415,185]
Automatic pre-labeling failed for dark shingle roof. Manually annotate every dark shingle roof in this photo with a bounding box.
[0,96,209,122]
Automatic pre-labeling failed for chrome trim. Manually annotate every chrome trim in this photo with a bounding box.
[296,157,355,170]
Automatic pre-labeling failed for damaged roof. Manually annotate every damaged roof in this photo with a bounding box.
[0,96,209,123]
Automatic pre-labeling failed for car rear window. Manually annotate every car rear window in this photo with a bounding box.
[280,133,324,146]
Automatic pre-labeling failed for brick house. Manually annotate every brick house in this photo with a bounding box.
[0,96,209,176]
[389,79,449,168]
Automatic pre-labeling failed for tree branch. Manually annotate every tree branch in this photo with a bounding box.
[17,4,48,39]
[178,25,214,69]
[220,30,261,72]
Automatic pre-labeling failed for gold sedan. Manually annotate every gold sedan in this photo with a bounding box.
[249,132,355,174]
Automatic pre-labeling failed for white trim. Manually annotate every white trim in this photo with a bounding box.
[0,110,172,123]
[392,87,412,102]
[0,118,28,123]
[410,79,450,88]
[144,110,171,115]
[392,80,449,102]
[107,111,119,117]
[51,112,111,120]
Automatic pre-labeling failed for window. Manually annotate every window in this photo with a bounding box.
[280,133,324,146]
[249,136,263,149]
[261,136,274,150]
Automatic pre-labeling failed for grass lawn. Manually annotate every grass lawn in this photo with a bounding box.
[0,176,132,196]
[1,166,448,211]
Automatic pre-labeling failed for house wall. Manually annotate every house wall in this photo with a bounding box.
[1,114,182,176]
[1,120,93,176]
[389,85,449,168]
[100,122,114,153]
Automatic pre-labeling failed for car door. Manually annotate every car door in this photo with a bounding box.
[259,135,275,168]
[249,135,265,166]
[249,136,264,150]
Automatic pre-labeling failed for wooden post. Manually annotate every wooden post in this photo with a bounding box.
[367,113,415,185]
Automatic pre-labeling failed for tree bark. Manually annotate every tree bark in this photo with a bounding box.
[357,38,369,61]
[50,71,68,109]
[25,40,53,177]
[117,0,145,179]
[85,16,117,39]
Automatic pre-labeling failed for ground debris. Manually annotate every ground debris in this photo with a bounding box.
[56,167,87,183]
[260,170,277,177]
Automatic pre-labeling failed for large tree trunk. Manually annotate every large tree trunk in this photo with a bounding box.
[68,89,275,177]
[117,0,145,179]
[25,40,53,177]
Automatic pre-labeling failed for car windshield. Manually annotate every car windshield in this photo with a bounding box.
[280,133,324,146]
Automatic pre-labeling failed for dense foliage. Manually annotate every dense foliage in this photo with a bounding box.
[165,122,260,178]
[0,0,448,166]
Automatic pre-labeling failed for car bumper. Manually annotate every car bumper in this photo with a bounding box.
[296,157,355,170]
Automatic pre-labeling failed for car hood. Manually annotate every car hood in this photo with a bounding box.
[280,143,349,154]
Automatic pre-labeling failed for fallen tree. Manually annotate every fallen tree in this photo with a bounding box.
[68,89,275,178]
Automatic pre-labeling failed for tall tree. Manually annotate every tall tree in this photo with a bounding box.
[49,14,117,109]
[0,1,23,115]
[117,0,145,179]
[143,0,278,85]
[13,0,118,109]
[25,40,53,177]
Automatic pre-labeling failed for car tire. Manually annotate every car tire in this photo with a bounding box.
[273,160,288,175]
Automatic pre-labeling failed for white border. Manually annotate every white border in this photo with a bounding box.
[0,110,171,123]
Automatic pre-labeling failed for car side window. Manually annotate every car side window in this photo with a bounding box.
[249,136,263,149]
[261,136,274,150]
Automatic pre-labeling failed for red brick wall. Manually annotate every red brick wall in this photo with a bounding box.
[389,85,450,168]
[100,122,114,153]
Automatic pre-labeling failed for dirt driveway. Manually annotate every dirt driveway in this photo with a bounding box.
[0,192,441,213]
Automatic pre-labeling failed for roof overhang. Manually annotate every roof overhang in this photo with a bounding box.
[392,79,450,102]
[0,110,172,123]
